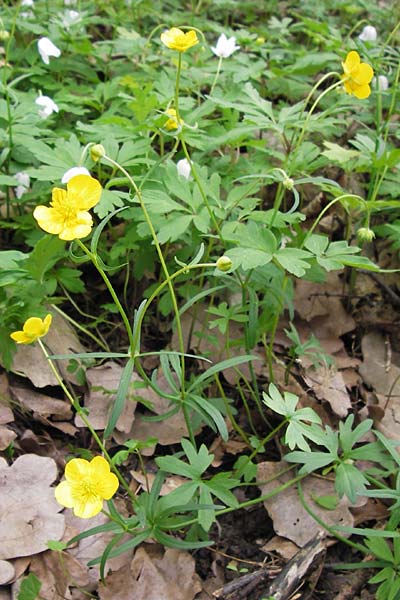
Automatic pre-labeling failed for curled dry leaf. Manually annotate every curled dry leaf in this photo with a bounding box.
[0,454,65,560]
[258,461,364,547]
[98,546,202,600]
[11,385,72,421]
[304,365,352,418]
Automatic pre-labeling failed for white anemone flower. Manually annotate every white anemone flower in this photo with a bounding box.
[176,158,192,180]
[37,37,61,64]
[211,33,240,58]
[62,10,81,28]
[35,95,59,119]
[61,167,90,184]
[15,172,30,199]
[358,25,377,42]
[375,75,389,91]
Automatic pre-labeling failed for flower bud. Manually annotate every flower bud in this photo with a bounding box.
[0,30,10,41]
[216,255,232,272]
[357,227,375,242]
[90,144,106,162]
[283,176,294,190]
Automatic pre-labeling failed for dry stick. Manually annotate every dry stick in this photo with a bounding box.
[257,531,326,600]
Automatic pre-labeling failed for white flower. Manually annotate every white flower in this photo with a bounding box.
[211,33,240,58]
[374,75,389,91]
[64,0,77,4]
[62,10,81,28]
[14,172,30,199]
[61,166,90,184]
[21,0,34,5]
[35,95,59,119]
[358,25,377,42]
[37,37,61,65]
[176,158,192,180]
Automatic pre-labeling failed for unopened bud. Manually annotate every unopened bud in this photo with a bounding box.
[90,144,106,162]
[0,30,10,41]
[357,227,375,242]
[216,255,232,272]
[283,176,294,190]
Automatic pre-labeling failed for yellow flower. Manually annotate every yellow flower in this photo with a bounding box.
[33,174,102,241]
[164,108,184,131]
[341,51,374,99]
[55,456,119,519]
[10,314,52,344]
[160,27,198,52]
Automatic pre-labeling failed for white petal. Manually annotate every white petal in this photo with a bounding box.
[15,172,30,187]
[358,25,377,42]
[176,158,192,180]
[37,37,61,64]
[61,166,90,184]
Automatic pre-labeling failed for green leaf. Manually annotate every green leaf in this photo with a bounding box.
[322,141,360,165]
[104,358,135,439]
[17,574,41,600]
[274,247,311,277]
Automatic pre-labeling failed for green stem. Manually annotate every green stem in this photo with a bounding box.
[267,274,288,382]
[50,303,109,351]
[235,420,287,478]
[210,55,223,95]
[214,374,251,445]
[101,155,194,445]
[38,339,133,500]
[75,239,135,352]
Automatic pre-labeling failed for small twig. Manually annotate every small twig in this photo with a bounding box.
[213,566,272,599]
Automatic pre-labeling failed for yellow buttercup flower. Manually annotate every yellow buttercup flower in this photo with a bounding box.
[341,51,374,99]
[33,174,102,241]
[160,27,198,52]
[164,108,184,131]
[55,456,119,519]
[10,314,52,345]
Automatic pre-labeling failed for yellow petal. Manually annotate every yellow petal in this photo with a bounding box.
[161,27,184,48]
[73,496,103,519]
[59,210,93,240]
[33,205,63,235]
[99,472,119,500]
[354,63,374,85]
[23,317,46,336]
[67,175,102,210]
[90,456,111,476]
[43,314,52,332]
[353,84,371,99]
[54,480,75,508]
[10,331,32,344]
[343,50,360,72]
[65,458,90,483]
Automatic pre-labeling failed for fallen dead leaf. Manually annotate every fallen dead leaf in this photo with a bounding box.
[0,454,65,560]
[29,549,90,600]
[0,426,16,451]
[261,535,299,560]
[304,365,352,418]
[359,331,400,439]
[130,470,187,495]
[258,461,364,547]
[98,545,202,600]
[11,386,72,421]
[0,560,15,585]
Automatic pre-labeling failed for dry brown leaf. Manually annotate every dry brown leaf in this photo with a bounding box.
[359,332,400,439]
[98,546,202,600]
[11,386,72,421]
[0,560,15,585]
[0,426,16,451]
[295,274,355,337]
[0,454,65,560]
[130,470,187,495]
[304,365,352,417]
[10,310,86,387]
[0,372,13,424]
[258,461,363,547]
[261,535,299,560]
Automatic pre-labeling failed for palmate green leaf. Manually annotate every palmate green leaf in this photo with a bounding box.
[322,141,360,165]
[157,214,194,244]
[285,449,336,473]
[274,247,312,277]
[335,462,369,503]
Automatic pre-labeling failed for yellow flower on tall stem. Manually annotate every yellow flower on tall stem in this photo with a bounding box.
[164,108,184,131]
[54,456,119,519]
[10,314,52,344]
[33,174,102,241]
[160,27,198,52]
[341,51,374,99]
